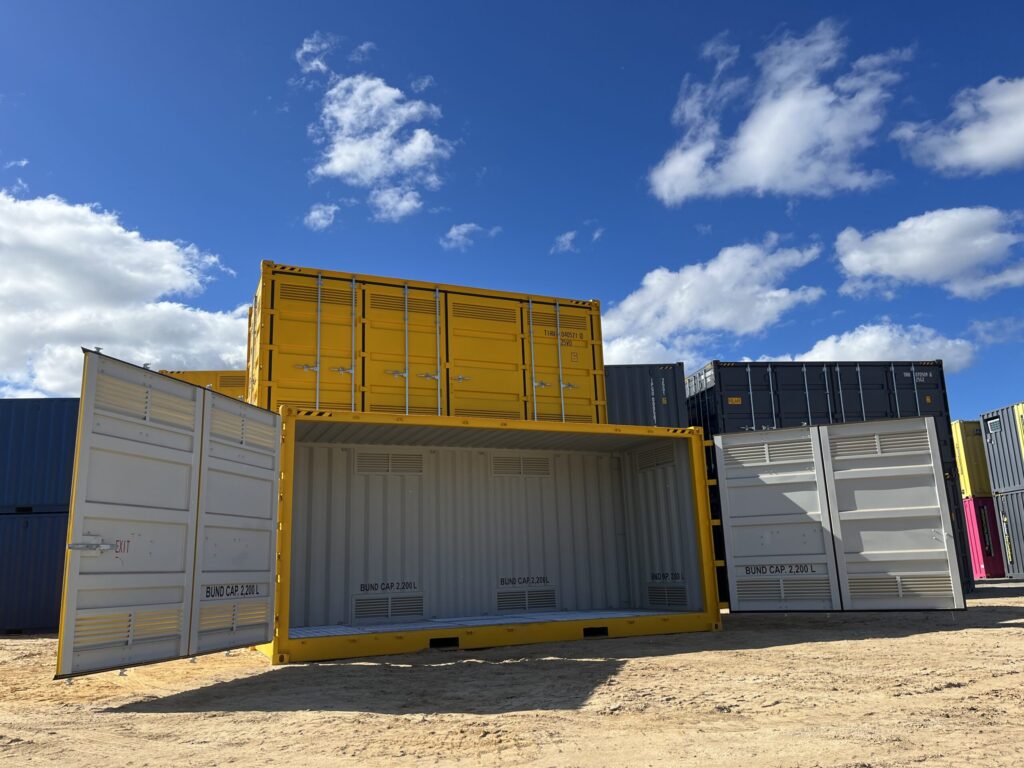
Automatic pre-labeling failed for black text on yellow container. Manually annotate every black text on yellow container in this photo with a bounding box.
[246,261,607,423]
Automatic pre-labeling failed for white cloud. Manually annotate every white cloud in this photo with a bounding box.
[3,159,28,169]
[837,207,1024,299]
[295,31,336,74]
[311,74,453,222]
[649,20,909,205]
[602,234,823,365]
[303,202,340,231]
[348,41,377,63]
[762,322,976,372]
[0,192,246,396]
[411,75,435,93]
[893,76,1024,175]
[592,226,605,242]
[550,231,577,254]
[439,222,501,251]
[369,186,422,222]
[3,177,28,196]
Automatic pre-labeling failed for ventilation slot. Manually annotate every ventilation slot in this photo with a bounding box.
[370,404,440,416]
[830,435,881,459]
[218,374,246,388]
[723,443,769,467]
[848,575,900,599]
[492,455,552,477]
[278,283,354,306]
[132,608,184,641]
[535,412,594,423]
[73,612,132,649]
[211,410,244,443]
[879,431,931,455]
[353,597,390,621]
[198,603,234,632]
[530,311,589,330]
[781,577,832,600]
[899,574,953,597]
[497,591,527,612]
[356,452,424,474]
[527,589,557,611]
[453,407,523,420]
[637,442,675,471]
[389,595,425,617]
[452,302,518,323]
[734,579,783,602]
[370,293,436,314]
[766,439,814,464]
[95,373,197,429]
[647,584,689,609]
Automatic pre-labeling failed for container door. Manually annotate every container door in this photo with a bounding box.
[269,274,359,412]
[820,417,965,610]
[527,302,600,423]
[363,284,445,416]
[57,352,280,678]
[714,428,842,611]
[446,295,525,420]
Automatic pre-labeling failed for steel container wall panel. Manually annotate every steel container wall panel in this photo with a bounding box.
[606,364,687,427]
[996,490,1024,579]
[0,398,79,513]
[248,261,607,423]
[981,405,1024,494]
[159,370,247,400]
[952,420,993,498]
[0,512,68,631]
[963,496,1004,579]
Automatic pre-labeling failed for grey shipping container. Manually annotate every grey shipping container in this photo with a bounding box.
[980,405,1024,494]
[0,512,68,631]
[995,490,1024,579]
[685,360,972,596]
[606,364,687,427]
[0,398,79,513]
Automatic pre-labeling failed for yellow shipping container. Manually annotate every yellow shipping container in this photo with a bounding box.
[160,369,247,399]
[246,261,607,423]
[952,419,992,498]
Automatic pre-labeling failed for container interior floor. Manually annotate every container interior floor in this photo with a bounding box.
[289,608,681,639]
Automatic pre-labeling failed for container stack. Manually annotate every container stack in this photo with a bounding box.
[952,419,1003,579]
[0,398,78,632]
[685,360,974,602]
[980,404,1024,579]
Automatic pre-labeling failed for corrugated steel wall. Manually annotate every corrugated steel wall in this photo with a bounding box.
[606,364,687,427]
[963,497,1003,579]
[289,441,701,630]
[981,405,1024,494]
[0,398,79,512]
[952,420,992,498]
[996,490,1024,579]
[0,512,68,631]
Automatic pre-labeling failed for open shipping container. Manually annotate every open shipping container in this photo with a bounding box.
[715,417,964,612]
[160,370,247,400]
[56,351,718,678]
[246,261,607,424]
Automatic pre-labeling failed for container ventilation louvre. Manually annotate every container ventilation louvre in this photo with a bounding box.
[352,594,424,622]
[218,374,246,388]
[452,302,517,324]
[637,443,675,471]
[647,583,689,609]
[831,430,930,460]
[723,443,768,467]
[530,311,588,330]
[497,588,557,612]
[278,283,354,306]
[356,452,424,475]
[370,293,436,314]
[491,455,552,477]
[766,439,814,463]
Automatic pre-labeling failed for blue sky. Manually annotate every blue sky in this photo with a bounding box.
[1,2,1022,419]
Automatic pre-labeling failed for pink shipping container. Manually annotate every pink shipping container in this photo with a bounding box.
[964,497,1004,579]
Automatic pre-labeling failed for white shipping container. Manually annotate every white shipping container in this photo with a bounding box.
[716,417,964,612]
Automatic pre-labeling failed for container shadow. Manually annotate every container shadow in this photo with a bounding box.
[115,585,1024,716]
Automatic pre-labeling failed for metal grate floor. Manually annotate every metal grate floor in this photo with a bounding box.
[290,608,683,639]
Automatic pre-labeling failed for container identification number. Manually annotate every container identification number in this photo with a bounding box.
[743,564,819,575]
[359,581,419,593]
[204,583,262,600]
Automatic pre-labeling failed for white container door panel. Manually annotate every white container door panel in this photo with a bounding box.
[820,418,964,610]
[57,352,280,678]
[715,429,842,611]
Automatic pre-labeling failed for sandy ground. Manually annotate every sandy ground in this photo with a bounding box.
[2,582,1023,768]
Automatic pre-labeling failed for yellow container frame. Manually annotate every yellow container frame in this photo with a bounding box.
[260,409,721,664]
[160,369,247,400]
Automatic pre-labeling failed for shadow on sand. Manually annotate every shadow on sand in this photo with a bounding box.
[112,582,1023,716]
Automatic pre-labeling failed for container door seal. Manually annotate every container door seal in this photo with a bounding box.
[56,351,280,678]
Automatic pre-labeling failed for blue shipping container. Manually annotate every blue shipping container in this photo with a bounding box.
[0,512,68,632]
[0,398,79,513]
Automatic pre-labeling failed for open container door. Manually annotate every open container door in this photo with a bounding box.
[56,351,280,678]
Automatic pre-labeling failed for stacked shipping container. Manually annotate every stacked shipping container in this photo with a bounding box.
[980,404,1024,579]
[605,364,687,427]
[952,420,1003,579]
[0,398,78,631]
[685,360,973,599]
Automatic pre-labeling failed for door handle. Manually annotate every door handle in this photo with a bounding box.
[295,363,318,372]
[329,366,354,376]
[69,535,113,554]
[385,369,408,378]
[453,375,472,383]
[417,372,440,381]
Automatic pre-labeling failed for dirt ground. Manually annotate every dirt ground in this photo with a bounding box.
[2,582,1023,768]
